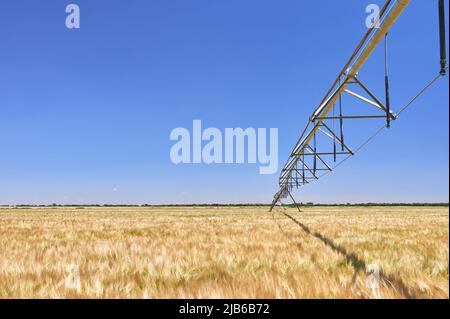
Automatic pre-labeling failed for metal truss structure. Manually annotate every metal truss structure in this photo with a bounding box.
[270,0,448,211]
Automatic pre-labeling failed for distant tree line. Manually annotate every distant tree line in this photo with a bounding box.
[1,202,448,208]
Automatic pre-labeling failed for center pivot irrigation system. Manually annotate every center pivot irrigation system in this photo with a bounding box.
[270,0,448,211]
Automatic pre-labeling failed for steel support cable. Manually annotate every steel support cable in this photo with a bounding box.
[278,0,410,190]
[397,66,449,116]
[348,1,397,80]
[287,67,449,189]
[284,0,394,162]
[272,0,436,209]
[315,0,393,115]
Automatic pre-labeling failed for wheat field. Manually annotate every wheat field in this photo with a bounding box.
[0,205,448,299]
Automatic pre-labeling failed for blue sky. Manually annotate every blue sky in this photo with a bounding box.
[0,0,448,204]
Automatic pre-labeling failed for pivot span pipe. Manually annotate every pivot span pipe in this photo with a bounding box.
[280,0,410,186]
[271,0,411,210]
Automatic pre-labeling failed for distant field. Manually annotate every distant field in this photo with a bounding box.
[0,206,448,299]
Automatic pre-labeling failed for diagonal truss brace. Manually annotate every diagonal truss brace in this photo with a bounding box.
[270,0,412,211]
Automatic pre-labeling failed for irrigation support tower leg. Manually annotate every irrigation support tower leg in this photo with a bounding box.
[288,191,302,213]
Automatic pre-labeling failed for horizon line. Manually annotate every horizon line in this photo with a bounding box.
[2,202,449,207]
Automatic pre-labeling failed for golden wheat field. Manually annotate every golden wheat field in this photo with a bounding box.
[0,205,448,299]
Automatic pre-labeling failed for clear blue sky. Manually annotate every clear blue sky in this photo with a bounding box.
[0,0,448,204]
